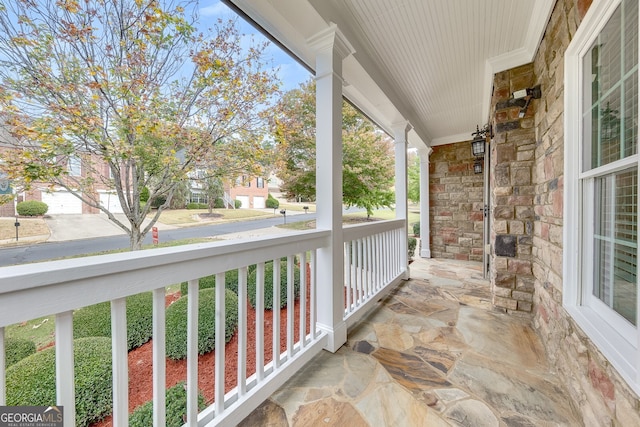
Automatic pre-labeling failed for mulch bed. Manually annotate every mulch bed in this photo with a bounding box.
[92,282,311,426]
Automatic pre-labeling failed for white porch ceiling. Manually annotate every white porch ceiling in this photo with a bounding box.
[227,0,555,151]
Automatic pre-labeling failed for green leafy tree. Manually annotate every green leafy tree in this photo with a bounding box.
[273,79,395,217]
[0,0,279,249]
[203,174,225,213]
[407,154,420,203]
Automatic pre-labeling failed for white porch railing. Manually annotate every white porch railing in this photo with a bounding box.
[0,220,406,426]
[343,219,405,327]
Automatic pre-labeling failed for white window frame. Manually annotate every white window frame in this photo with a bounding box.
[564,0,640,394]
[68,156,81,176]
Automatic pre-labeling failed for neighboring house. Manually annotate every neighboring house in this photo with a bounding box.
[188,170,269,209]
[0,144,123,215]
[229,175,269,209]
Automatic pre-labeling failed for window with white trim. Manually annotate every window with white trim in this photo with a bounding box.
[565,0,639,392]
[68,156,81,176]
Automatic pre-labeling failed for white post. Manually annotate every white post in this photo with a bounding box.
[419,148,432,258]
[392,122,411,279]
[55,311,75,427]
[308,23,354,353]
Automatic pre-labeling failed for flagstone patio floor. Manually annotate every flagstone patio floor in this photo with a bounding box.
[239,258,583,426]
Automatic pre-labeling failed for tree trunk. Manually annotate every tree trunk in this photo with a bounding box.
[129,222,144,250]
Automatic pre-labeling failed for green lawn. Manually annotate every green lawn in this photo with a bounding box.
[157,208,272,225]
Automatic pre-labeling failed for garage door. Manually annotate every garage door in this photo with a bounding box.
[253,196,265,209]
[99,192,124,214]
[236,195,249,209]
[41,191,83,214]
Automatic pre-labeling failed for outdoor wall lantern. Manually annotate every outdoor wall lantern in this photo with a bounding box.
[471,124,491,174]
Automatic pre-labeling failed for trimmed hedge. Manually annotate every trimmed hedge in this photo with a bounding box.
[129,382,205,427]
[187,202,208,209]
[234,199,242,208]
[265,194,279,209]
[73,292,153,351]
[180,270,239,296]
[6,337,112,427]
[179,267,258,296]
[214,198,225,208]
[248,260,300,310]
[165,288,239,360]
[412,221,420,236]
[408,237,417,259]
[16,200,48,216]
[5,337,36,367]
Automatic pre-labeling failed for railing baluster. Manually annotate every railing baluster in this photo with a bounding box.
[152,288,166,427]
[0,327,5,406]
[287,255,294,359]
[366,236,374,296]
[55,311,74,427]
[111,298,128,427]
[356,239,364,305]
[351,240,357,309]
[238,267,248,397]
[214,272,226,416]
[344,242,351,313]
[256,263,265,381]
[272,258,280,368]
[299,252,307,347]
[186,279,199,425]
[310,251,317,339]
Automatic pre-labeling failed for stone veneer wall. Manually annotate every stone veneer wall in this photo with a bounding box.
[429,143,484,261]
[497,0,640,424]
[489,64,537,316]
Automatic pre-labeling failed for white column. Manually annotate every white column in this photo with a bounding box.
[419,148,432,258]
[392,122,411,279]
[308,24,354,353]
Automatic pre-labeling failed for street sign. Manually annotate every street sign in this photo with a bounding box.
[152,227,158,245]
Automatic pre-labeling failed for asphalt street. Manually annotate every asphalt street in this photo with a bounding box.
[0,213,317,267]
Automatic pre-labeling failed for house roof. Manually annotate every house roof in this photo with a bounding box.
[226,0,555,152]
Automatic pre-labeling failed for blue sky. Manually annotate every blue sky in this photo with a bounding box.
[198,1,311,92]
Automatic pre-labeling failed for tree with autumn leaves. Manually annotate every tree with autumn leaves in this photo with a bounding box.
[0,0,279,249]
[273,79,395,218]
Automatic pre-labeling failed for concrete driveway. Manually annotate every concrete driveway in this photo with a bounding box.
[45,214,127,242]
[44,213,180,242]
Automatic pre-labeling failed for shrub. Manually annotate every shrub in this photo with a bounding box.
[140,186,150,202]
[165,288,239,360]
[16,200,48,216]
[266,194,279,209]
[234,199,242,209]
[73,292,153,351]
[179,270,240,296]
[150,195,167,208]
[129,382,205,427]
[5,337,36,367]
[187,202,208,209]
[213,198,225,208]
[408,237,417,259]
[412,221,420,236]
[6,337,112,427]
[248,260,300,310]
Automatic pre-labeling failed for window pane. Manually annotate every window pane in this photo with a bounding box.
[68,156,81,176]
[593,169,637,325]
[597,7,622,97]
[599,89,622,166]
[624,71,638,158]
[624,0,638,75]
[583,0,638,170]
